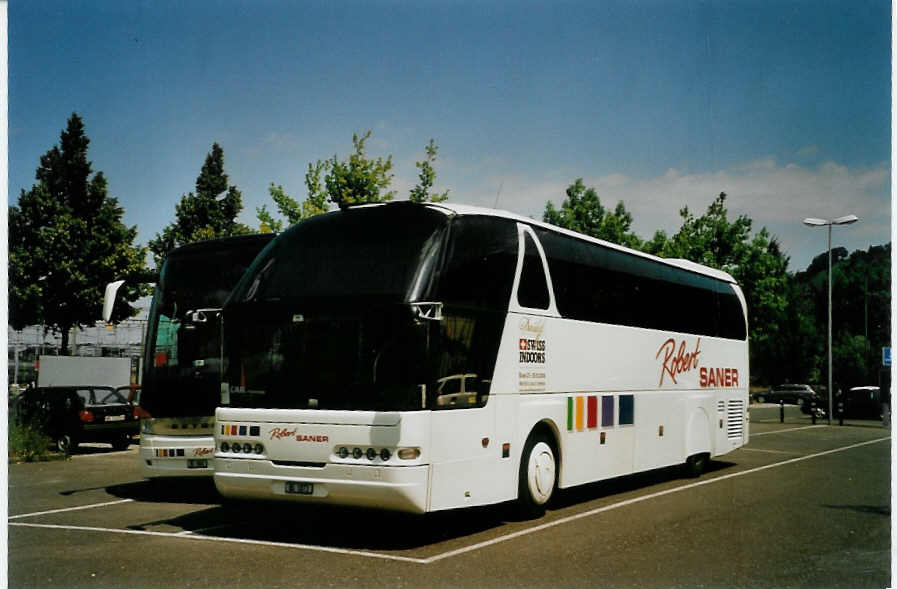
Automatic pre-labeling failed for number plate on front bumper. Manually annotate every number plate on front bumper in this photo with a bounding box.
[285,481,314,495]
[187,459,208,469]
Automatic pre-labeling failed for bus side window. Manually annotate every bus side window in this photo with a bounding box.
[517,232,550,310]
[435,373,485,409]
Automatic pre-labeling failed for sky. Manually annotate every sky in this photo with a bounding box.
[9,0,891,272]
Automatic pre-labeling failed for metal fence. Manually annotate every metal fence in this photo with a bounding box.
[8,321,146,388]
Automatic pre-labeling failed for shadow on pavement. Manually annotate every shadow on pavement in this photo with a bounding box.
[104,462,740,552]
[162,501,509,551]
[821,504,890,516]
[89,459,739,552]
[550,459,736,511]
[103,477,222,505]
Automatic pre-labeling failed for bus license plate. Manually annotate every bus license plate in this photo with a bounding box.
[187,459,208,469]
[285,481,314,495]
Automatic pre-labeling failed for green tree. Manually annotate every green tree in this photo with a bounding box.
[658,192,790,384]
[324,130,395,206]
[409,139,449,203]
[9,113,147,354]
[148,143,251,266]
[797,242,891,386]
[256,160,331,232]
[542,179,642,249]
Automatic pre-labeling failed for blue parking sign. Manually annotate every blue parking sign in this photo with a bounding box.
[884,347,891,367]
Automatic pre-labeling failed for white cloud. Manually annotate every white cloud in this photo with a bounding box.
[447,157,890,271]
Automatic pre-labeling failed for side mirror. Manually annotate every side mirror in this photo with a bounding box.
[103,280,126,323]
[185,308,221,324]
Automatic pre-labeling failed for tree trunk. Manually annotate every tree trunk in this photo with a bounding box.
[59,325,71,356]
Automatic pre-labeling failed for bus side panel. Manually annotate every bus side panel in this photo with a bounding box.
[490,314,748,490]
[632,393,687,472]
[428,401,504,511]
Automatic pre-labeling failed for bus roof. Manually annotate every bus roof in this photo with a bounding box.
[166,232,276,259]
[367,201,738,284]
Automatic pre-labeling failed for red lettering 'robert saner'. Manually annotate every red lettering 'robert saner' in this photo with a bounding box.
[656,338,701,386]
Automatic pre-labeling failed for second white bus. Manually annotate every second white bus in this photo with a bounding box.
[214,202,749,515]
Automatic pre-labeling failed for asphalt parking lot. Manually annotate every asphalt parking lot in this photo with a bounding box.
[8,406,891,588]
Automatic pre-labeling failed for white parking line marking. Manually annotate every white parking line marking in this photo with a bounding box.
[9,499,134,520]
[420,436,890,564]
[740,448,795,454]
[750,425,825,436]
[8,436,888,564]
[8,522,428,564]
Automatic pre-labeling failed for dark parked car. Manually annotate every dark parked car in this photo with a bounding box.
[753,384,820,411]
[15,385,139,453]
[839,386,882,419]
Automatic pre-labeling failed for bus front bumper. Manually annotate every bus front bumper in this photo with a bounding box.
[214,458,430,514]
[140,435,216,478]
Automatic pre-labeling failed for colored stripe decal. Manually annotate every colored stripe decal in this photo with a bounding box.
[567,397,573,431]
[587,396,598,429]
[575,397,584,430]
[602,396,614,427]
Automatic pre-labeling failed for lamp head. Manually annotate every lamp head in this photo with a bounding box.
[832,214,858,225]
[802,217,829,226]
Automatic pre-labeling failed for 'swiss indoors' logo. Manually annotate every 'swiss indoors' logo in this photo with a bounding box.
[656,337,740,388]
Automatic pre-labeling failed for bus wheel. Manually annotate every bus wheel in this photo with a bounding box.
[684,453,708,478]
[517,433,557,518]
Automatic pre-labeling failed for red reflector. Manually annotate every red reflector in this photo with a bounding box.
[79,410,94,423]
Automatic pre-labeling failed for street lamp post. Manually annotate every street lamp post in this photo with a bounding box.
[802,214,859,425]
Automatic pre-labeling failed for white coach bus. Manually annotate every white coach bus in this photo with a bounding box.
[214,202,749,515]
[106,234,274,478]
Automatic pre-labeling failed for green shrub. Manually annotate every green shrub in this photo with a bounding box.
[8,414,52,462]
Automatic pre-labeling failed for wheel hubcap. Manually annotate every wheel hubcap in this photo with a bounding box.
[527,441,556,504]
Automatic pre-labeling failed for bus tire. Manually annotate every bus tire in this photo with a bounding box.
[684,453,708,478]
[517,432,557,519]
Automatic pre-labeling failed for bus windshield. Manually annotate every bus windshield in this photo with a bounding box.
[142,235,274,418]
[224,205,454,412]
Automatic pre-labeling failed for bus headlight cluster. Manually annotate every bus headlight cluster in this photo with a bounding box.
[335,447,419,462]
[221,441,264,455]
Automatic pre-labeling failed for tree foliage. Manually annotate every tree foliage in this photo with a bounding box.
[256,160,331,232]
[652,192,790,383]
[409,139,449,203]
[542,179,642,249]
[324,130,394,206]
[796,243,891,389]
[148,143,251,266]
[9,113,147,354]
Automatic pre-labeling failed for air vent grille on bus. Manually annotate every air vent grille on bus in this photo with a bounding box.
[717,401,726,413]
[726,400,744,439]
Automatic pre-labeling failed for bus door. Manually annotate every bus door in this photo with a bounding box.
[428,371,497,510]
[427,216,525,511]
